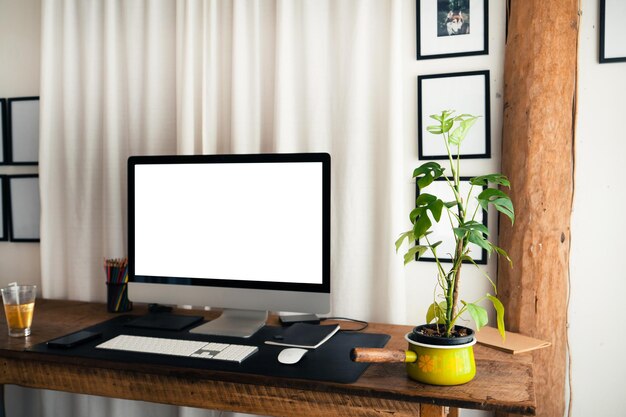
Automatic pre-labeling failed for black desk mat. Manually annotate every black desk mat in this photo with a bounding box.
[29,315,390,384]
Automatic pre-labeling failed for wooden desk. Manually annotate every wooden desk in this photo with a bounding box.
[0,300,536,416]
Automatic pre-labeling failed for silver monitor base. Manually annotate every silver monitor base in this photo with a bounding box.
[189,309,268,338]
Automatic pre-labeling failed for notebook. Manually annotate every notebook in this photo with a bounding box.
[265,323,340,349]
[476,326,551,354]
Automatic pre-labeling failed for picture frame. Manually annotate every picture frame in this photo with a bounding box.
[416,0,488,60]
[7,97,40,165]
[415,177,488,264]
[418,70,491,160]
[599,0,626,63]
[7,174,40,242]
[0,176,7,241]
[0,98,6,165]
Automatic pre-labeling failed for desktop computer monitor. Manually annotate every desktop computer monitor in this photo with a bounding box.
[127,153,331,337]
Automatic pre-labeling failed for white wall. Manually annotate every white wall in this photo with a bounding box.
[569,0,626,415]
[402,0,505,331]
[0,0,41,289]
[402,2,505,417]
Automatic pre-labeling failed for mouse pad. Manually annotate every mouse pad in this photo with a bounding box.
[29,315,390,384]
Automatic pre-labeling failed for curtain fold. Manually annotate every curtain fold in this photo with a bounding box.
[175,0,407,321]
[40,0,177,302]
[28,0,406,416]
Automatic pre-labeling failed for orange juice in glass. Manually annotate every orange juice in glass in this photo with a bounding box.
[1,284,37,337]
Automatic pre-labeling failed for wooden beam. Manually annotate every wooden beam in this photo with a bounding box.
[498,1,578,417]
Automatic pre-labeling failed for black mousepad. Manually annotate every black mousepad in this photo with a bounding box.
[29,315,390,384]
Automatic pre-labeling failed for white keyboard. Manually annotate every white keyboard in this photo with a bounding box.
[96,335,258,363]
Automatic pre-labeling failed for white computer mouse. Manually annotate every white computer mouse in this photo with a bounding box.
[277,348,308,365]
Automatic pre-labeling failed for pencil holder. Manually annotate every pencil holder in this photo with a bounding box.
[107,283,132,313]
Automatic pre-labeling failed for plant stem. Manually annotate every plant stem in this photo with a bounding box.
[445,273,454,336]
[451,240,463,319]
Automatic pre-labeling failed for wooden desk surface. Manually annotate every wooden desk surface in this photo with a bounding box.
[0,299,536,416]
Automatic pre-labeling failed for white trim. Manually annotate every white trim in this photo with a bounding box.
[405,332,476,349]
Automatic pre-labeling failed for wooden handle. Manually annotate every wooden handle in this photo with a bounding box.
[350,348,417,363]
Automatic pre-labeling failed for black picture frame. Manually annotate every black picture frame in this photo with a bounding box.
[415,177,488,264]
[7,174,40,242]
[416,0,488,60]
[599,0,626,63]
[417,70,491,160]
[0,176,8,241]
[7,96,40,165]
[0,98,6,165]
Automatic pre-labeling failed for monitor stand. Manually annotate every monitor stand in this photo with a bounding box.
[189,309,268,338]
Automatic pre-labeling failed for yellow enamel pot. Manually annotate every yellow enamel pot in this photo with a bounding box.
[405,326,476,386]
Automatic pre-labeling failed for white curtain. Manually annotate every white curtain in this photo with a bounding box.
[11,0,406,416]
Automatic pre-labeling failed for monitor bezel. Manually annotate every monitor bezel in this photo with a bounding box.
[128,152,331,295]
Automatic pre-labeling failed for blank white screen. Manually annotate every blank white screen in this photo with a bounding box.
[134,162,323,285]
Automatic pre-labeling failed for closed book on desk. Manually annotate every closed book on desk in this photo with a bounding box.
[265,323,340,349]
[476,326,551,354]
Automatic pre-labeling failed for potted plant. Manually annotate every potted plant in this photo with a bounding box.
[395,110,514,385]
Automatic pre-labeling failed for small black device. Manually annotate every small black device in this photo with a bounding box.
[124,313,203,331]
[279,314,320,326]
[46,330,102,349]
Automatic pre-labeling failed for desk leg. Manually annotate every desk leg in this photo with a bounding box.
[0,384,5,417]
[420,404,459,417]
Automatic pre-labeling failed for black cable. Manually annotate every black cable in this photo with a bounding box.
[320,316,368,332]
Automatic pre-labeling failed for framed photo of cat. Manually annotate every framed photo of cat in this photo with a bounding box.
[416,0,488,60]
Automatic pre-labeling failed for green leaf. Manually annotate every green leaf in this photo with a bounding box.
[486,294,506,340]
[413,162,444,189]
[441,118,454,133]
[394,230,415,253]
[455,221,492,254]
[427,125,443,135]
[460,254,474,263]
[426,301,446,324]
[465,302,489,330]
[460,220,489,235]
[454,220,489,238]
[426,302,438,324]
[477,188,515,224]
[448,116,479,145]
[470,174,511,188]
[492,244,513,267]
[427,111,455,135]
[403,245,429,265]
[440,110,455,119]
[468,231,492,253]
[454,113,475,121]
[412,214,432,240]
[412,193,444,238]
[430,199,444,222]
[409,206,422,223]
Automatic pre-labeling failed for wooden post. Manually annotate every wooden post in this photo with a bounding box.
[498,1,578,417]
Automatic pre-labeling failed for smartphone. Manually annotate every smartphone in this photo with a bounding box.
[47,330,102,349]
[279,314,320,326]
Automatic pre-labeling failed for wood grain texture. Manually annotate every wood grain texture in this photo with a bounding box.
[351,348,409,363]
[498,1,578,416]
[421,404,446,417]
[0,300,536,415]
